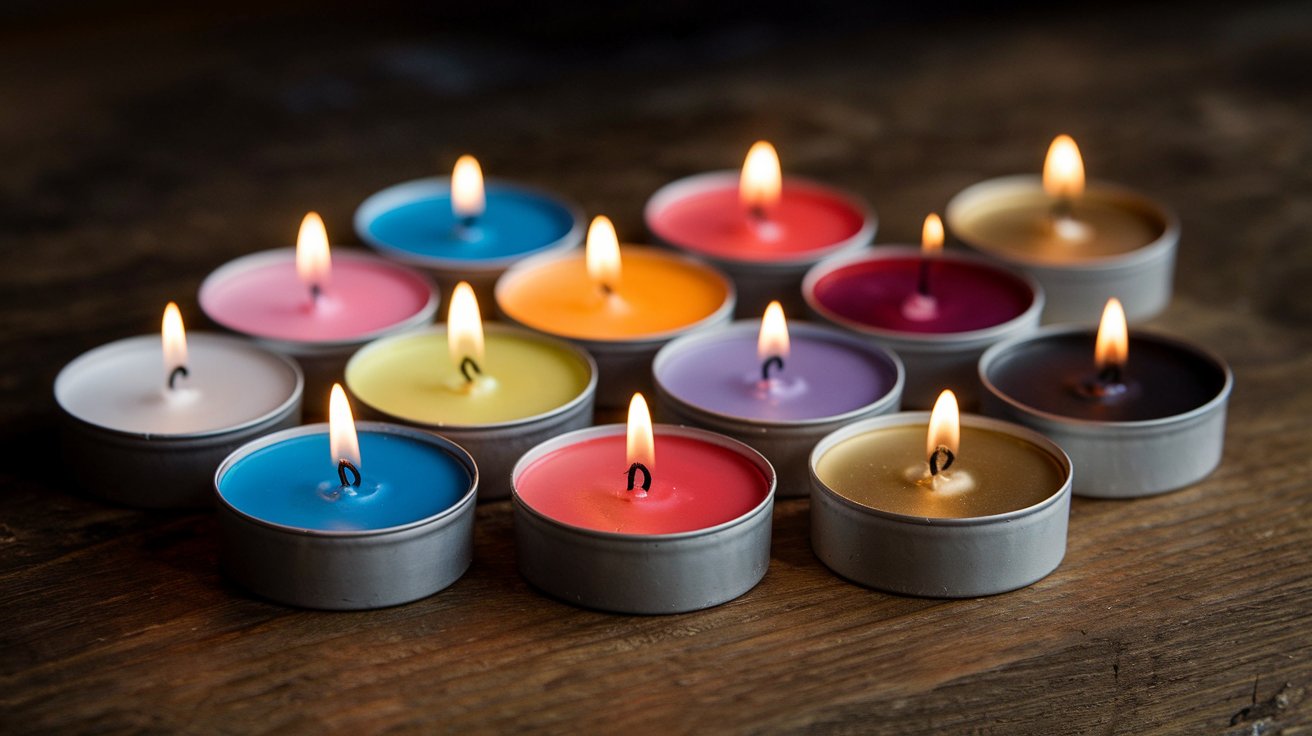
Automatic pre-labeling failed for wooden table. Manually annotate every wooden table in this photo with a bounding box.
[3,4,1310,733]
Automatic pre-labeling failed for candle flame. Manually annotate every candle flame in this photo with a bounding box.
[922,213,944,256]
[1043,134,1085,199]
[448,281,485,373]
[926,390,960,462]
[1095,298,1129,371]
[329,383,361,471]
[626,393,655,470]
[162,301,188,382]
[296,211,332,294]
[758,300,790,364]
[451,154,486,220]
[585,215,622,294]
[740,140,782,215]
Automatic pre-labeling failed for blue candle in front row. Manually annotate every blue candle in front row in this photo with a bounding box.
[218,431,471,532]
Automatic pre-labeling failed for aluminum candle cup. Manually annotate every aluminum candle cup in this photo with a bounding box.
[355,176,584,307]
[645,170,875,317]
[810,412,1072,598]
[803,246,1043,409]
[979,325,1232,498]
[215,422,478,610]
[653,320,904,497]
[55,333,303,508]
[345,323,597,501]
[946,175,1179,323]
[512,424,776,614]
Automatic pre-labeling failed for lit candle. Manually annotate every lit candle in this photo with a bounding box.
[810,390,1072,597]
[199,212,437,409]
[355,155,584,306]
[979,298,1232,498]
[215,384,478,610]
[345,282,597,500]
[653,301,903,496]
[946,135,1179,323]
[645,141,875,316]
[803,213,1043,408]
[54,303,303,508]
[512,394,775,613]
[495,215,734,407]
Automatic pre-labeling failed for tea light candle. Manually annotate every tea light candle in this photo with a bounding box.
[645,141,875,317]
[946,135,1180,323]
[54,303,303,508]
[512,394,775,614]
[346,282,597,501]
[199,212,438,409]
[810,390,1072,597]
[495,215,735,407]
[803,214,1043,408]
[355,155,584,306]
[215,385,478,610]
[653,301,903,497]
[979,298,1232,498]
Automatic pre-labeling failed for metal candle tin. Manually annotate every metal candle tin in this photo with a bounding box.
[979,326,1233,499]
[354,177,585,309]
[215,422,478,610]
[512,424,776,614]
[946,175,1180,324]
[802,246,1044,410]
[644,171,877,318]
[653,322,904,498]
[346,324,598,501]
[810,413,1072,598]
[54,335,304,509]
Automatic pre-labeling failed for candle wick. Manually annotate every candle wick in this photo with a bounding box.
[167,365,189,391]
[310,283,323,303]
[928,445,955,476]
[459,356,483,384]
[916,258,932,297]
[1050,195,1074,223]
[747,204,769,226]
[761,355,784,382]
[455,215,480,242]
[600,283,614,297]
[337,459,361,488]
[626,462,652,492]
[1098,364,1123,386]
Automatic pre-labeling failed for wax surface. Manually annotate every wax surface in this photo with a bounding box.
[516,434,770,534]
[199,250,433,342]
[497,247,729,340]
[985,332,1227,421]
[218,431,471,531]
[56,334,299,435]
[954,187,1165,263]
[346,330,592,425]
[816,425,1064,518]
[650,179,866,261]
[364,183,578,261]
[810,255,1034,333]
[658,329,895,421]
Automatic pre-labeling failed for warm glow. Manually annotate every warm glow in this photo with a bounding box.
[329,383,361,470]
[926,390,961,462]
[922,213,944,256]
[451,155,486,220]
[296,211,332,291]
[1095,298,1129,371]
[161,301,188,379]
[626,393,655,470]
[757,300,791,364]
[739,140,782,214]
[1043,134,1085,199]
[585,215,622,293]
[448,281,485,371]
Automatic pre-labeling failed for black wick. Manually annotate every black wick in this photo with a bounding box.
[459,356,482,384]
[1051,196,1075,223]
[337,459,361,488]
[1098,364,1123,386]
[761,355,784,381]
[310,283,323,302]
[167,365,189,390]
[600,283,614,297]
[748,204,767,224]
[928,445,956,476]
[626,463,652,492]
